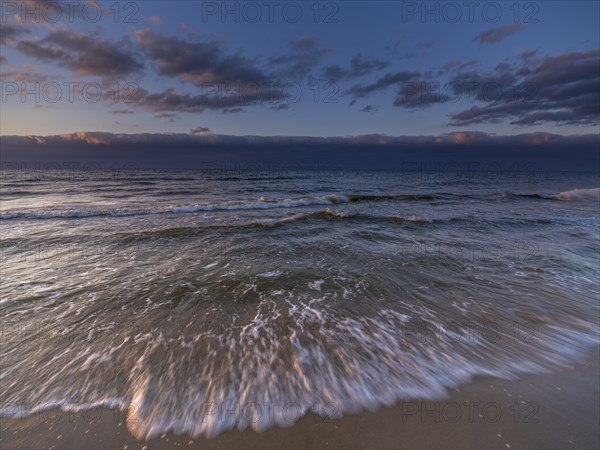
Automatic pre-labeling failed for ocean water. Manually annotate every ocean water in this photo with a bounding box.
[1,169,599,439]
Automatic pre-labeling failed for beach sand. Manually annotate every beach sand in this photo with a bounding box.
[2,346,598,450]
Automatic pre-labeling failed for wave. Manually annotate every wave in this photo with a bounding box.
[0,194,403,220]
[0,195,347,220]
[552,187,600,201]
[108,209,430,241]
[108,210,561,242]
[2,188,598,220]
[488,188,600,202]
[1,306,596,440]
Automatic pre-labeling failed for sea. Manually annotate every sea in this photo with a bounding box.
[1,168,598,439]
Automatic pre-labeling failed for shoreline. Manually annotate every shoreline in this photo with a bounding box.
[2,346,598,450]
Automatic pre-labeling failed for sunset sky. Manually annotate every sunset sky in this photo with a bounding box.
[1,0,598,135]
[1,1,599,169]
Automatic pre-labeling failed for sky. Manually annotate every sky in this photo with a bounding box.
[0,1,599,169]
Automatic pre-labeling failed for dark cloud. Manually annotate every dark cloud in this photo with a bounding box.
[115,32,334,114]
[449,50,600,126]
[126,86,284,114]
[323,54,390,82]
[476,23,525,44]
[384,50,599,127]
[418,39,436,49]
[359,105,378,113]
[520,49,538,61]
[3,132,597,171]
[438,59,478,75]
[393,67,518,109]
[345,71,419,98]
[0,24,29,46]
[134,29,306,110]
[16,28,144,80]
[291,35,319,51]
[136,29,268,86]
[190,126,211,134]
[221,107,244,114]
[111,109,134,114]
[270,35,333,80]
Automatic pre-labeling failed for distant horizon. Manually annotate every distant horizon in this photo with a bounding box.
[2,130,598,171]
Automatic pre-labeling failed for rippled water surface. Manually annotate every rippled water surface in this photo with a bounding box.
[1,169,599,438]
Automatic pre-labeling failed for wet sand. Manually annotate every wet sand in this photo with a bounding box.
[2,346,598,450]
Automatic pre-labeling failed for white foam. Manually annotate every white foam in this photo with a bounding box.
[0,195,350,220]
[553,187,600,201]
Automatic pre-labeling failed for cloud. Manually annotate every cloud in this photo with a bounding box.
[190,126,211,134]
[291,35,319,51]
[124,32,335,113]
[346,71,419,98]
[438,59,478,75]
[520,49,538,61]
[135,29,268,86]
[381,49,599,127]
[0,64,56,83]
[359,105,378,113]
[269,35,334,80]
[476,23,525,44]
[221,107,244,114]
[16,28,144,80]
[0,24,29,46]
[448,50,600,126]
[2,132,597,171]
[148,16,163,25]
[323,54,390,82]
[111,109,134,114]
[417,39,436,49]
[124,85,285,114]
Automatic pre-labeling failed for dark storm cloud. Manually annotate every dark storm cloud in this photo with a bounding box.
[16,28,144,79]
[322,54,390,82]
[2,132,597,171]
[476,23,525,44]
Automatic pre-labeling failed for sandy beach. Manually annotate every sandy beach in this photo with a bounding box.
[2,346,597,450]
